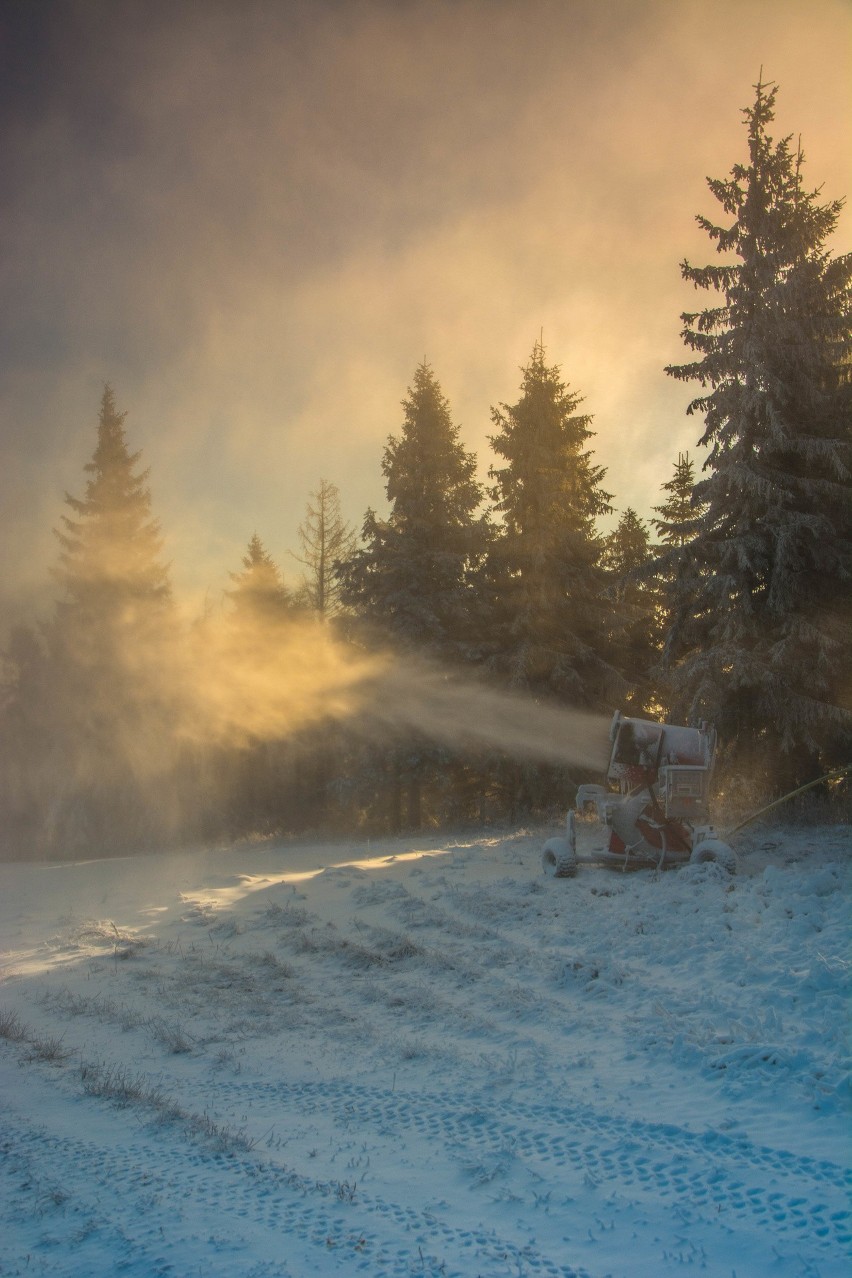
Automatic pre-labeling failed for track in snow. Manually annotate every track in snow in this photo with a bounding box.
[0,1103,588,1278]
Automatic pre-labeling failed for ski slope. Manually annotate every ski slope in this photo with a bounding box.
[1,819,849,1276]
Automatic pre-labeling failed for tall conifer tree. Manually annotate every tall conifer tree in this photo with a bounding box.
[652,452,704,549]
[602,508,660,713]
[55,385,171,635]
[212,534,299,838]
[336,362,490,828]
[338,362,489,659]
[664,79,852,785]
[0,625,53,855]
[226,533,293,624]
[487,341,618,705]
[650,452,706,678]
[47,386,176,850]
[603,508,654,579]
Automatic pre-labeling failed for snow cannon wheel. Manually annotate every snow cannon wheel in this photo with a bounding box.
[689,839,738,874]
[542,837,578,878]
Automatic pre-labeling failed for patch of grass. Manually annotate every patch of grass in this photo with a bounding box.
[0,1008,27,1042]
[25,1034,72,1064]
[257,950,294,976]
[80,1060,170,1108]
[79,1058,272,1153]
[276,905,315,928]
[146,1016,194,1054]
[41,986,148,1034]
[371,930,423,963]
[66,920,151,958]
[212,1046,243,1071]
[2,1011,281,1160]
[1,1007,72,1062]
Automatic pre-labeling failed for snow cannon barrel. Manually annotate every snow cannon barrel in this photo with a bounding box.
[607,712,716,808]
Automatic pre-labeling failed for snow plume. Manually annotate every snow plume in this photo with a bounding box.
[353,658,610,771]
[11,613,610,857]
[175,615,610,771]
[172,614,380,749]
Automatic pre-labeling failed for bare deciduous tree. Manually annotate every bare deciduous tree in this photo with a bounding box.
[292,479,355,617]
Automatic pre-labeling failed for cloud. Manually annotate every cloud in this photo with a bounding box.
[1,0,849,620]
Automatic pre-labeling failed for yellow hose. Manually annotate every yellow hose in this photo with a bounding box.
[725,764,852,837]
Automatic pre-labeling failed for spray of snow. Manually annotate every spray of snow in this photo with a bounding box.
[354,656,610,770]
[172,615,610,771]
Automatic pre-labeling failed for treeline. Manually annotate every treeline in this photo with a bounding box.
[1,79,850,859]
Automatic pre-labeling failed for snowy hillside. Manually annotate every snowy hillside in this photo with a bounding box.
[1,819,849,1277]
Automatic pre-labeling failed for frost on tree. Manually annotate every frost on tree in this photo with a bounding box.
[664,79,852,787]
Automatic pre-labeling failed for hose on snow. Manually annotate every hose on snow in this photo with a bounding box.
[725,763,852,837]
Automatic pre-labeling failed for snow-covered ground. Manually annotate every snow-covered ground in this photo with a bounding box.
[1,818,849,1277]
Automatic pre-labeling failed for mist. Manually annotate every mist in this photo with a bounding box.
[1,0,849,622]
[2,0,848,852]
[169,614,610,774]
[23,607,610,852]
[354,658,610,772]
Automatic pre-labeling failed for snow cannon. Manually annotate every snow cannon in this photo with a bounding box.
[541,711,737,878]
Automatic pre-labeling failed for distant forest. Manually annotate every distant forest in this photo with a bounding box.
[1,80,850,859]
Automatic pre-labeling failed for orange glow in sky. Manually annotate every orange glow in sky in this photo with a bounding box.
[1,0,849,623]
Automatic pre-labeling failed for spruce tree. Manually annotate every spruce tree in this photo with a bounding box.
[0,625,53,856]
[336,362,490,828]
[47,385,176,851]
[603,508,654,579]
[652,452,704,549]
[213,534,299,837]
[55,385,171,635]
[650,452,706,682]
[226,533,293,624]
[487,340,618,705]
[664,79,852,787]
[338,362,489,659]
[602,508,660,713]
[291,480,356,618]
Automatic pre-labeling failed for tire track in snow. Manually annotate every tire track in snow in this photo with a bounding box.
[353,883,626,1020]
[0,1113,588,1278]
[197,1078,852,1259]
[0,1124,185,1277]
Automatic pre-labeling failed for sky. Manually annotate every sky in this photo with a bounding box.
[1,0,850,624]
